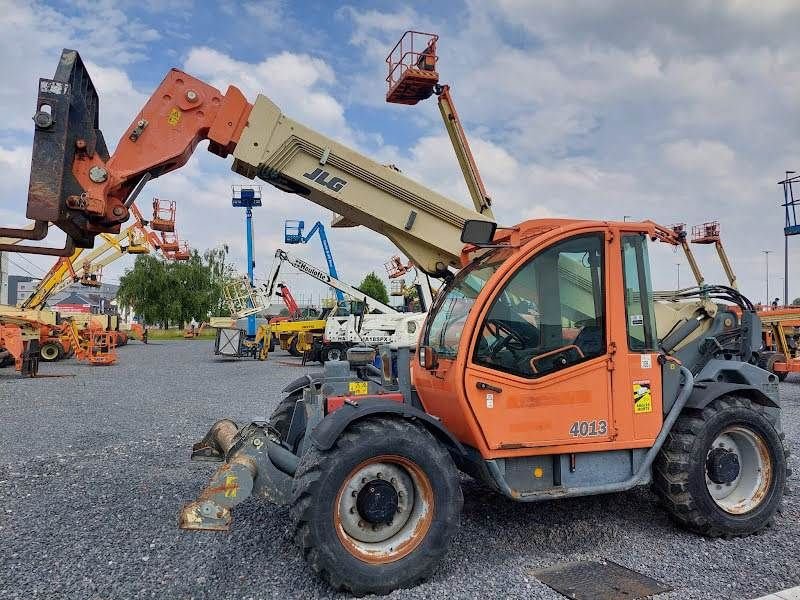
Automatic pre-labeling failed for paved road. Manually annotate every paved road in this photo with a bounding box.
[1,341,798,599]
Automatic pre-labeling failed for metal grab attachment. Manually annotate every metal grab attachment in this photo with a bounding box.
[179,420,299,531]
[2,49,252,255]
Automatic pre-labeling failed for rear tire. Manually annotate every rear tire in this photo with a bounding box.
[654,395,788,537]
[290,417,462,595]
[40,342,63,362]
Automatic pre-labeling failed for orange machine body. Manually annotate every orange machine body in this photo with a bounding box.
[413,218,670,461]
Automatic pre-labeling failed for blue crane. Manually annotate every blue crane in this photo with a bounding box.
[284,220,345,304]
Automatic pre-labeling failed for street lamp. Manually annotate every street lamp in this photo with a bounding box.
[675,263,681,289]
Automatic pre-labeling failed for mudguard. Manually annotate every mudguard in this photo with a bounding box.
[685,382,779,410]
[310,398,466,456]
[281,372,324,395]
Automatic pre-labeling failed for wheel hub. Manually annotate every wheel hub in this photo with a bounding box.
[705,426,772,515]
[337,460,416,545]
[706,447,740,484]
[356,479,398,524]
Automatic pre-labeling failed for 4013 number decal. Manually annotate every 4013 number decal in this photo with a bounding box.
[569,420,608,437]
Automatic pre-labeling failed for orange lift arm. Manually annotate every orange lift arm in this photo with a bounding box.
[1,49,492,277]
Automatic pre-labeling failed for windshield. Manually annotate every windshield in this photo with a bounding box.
[424,249,513,359]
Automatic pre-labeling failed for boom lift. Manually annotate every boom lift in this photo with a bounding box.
[0,48,789,596]
[284,220,345,304]
[264,249,426,359]
[386,31,493,219]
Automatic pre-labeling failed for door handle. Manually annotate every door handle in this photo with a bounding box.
[476,381,502,393]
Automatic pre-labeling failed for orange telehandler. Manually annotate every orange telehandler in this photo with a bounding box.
[0,43,788,595]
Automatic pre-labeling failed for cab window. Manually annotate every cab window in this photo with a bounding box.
[473,234,606,377]
[621,233,657,350]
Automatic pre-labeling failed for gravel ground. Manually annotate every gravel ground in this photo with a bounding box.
[0,340,798,599]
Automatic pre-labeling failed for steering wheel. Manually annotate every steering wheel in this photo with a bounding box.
[485,319,526,359]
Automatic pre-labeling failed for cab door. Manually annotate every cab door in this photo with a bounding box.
[463,232,614,450]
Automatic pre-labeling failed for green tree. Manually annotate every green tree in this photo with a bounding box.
[117,254,171,328]
[117,250,224,328]
[358,272,389,305]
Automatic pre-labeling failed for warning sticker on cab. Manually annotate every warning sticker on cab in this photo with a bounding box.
[633,380,652,413]
[167,107,182,126]
[349,381,368,395]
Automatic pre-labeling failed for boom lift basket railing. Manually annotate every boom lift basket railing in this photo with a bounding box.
[172,241,191,261]
[125,227,150,254]
[160,231,180,252]
[384,255,413,279]
[691,221,721,244]
[79,262,102,287]
[386,31,440,105]
[781,173,800,237]
[151,199,176,232]
[223,275,270,319]
[284,220,304,244]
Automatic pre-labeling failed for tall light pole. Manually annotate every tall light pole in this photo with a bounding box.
[763,250,772,305]
[675,263,681,289]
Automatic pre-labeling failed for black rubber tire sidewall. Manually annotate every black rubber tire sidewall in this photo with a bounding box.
[269,391,301,442]
[293,419,462,595]
[685,405,786,535]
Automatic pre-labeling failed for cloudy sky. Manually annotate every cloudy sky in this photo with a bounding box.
[1,0,799,305]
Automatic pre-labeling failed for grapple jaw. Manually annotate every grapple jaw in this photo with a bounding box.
[27,49,110,248]
[2,48,252,256]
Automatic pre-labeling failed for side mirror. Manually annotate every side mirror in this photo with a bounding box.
[460,219,497,245]
[419,345,438,370]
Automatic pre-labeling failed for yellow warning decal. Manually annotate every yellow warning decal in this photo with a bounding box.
[349,381,368,395]
[223,474,238,498]
[167,107,182,126]
[633,380,652,414]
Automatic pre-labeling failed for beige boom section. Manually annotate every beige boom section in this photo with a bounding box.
[232,95,494,276]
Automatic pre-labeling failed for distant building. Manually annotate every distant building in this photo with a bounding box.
[8,275,36,306]
[14,279,119,311]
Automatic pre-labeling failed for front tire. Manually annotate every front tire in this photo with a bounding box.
[290,417,462,595]
[654,395,788,537]
[288,336,301,357]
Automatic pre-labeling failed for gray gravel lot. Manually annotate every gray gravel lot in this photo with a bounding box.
[0,340,798,599]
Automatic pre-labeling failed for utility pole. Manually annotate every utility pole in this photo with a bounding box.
[675,263,681,289]
[763,250,772,305]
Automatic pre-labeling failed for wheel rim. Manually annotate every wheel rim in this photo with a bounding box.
[705,425,772,514]
[41,344,59,361]
[328,348,342,361]
[334,454,434,564]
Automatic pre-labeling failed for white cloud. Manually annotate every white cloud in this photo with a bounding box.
[183,47,352,144]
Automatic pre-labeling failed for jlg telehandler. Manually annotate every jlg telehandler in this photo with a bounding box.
[0,45,788,596]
